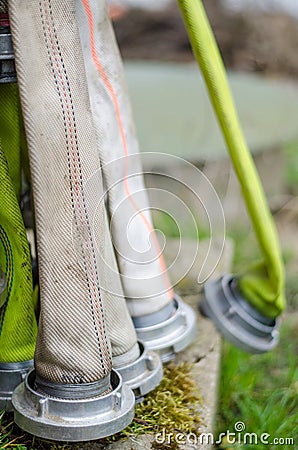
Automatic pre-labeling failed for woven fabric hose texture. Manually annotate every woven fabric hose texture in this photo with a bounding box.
[0,0,7,13]
[75,0,174,319]
[75,0,141,366]
[9,0,114,385]
[96,209,140,366]
[0,84,37,363]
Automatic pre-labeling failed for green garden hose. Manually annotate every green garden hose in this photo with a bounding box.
[178,0,285,318]
[0,83,38,363]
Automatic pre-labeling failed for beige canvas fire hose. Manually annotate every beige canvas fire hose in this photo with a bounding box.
[98,207,163,398]
[74,0,174,318]
[73,0,163,391]
[74,0,196,361]
[9,0,134,440]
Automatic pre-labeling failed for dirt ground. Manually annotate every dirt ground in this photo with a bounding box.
[112,0,298,78]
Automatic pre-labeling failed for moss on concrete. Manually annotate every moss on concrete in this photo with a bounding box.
[107,362,202,446]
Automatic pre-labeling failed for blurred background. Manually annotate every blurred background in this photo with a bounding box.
[108,1,298,447]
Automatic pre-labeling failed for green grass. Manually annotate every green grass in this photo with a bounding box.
[0,410,27,449]
[216,319,298,449]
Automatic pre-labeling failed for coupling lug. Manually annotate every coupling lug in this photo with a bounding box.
[12,369,135,441]
[134,295,197,362]
[114,341,163,401]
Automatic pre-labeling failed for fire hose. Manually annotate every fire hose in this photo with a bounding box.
[9,0,135,439]
[178,0,286,352]
[75,0,196,361]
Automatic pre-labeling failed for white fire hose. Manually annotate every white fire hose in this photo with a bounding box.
[75,0,196,360]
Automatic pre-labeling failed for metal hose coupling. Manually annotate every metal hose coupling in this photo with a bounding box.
[113,341,163,402]
[134,295,197,362]
[199,274,280,354]
[0,360,34,411]
[12,369,135,442]
[0,15,16,83]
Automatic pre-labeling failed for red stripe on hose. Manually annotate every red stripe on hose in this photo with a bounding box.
[81,0,174,299]
[39,0,111,366]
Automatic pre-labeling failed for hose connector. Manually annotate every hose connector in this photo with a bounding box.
[134,294,197,362]
[114,341,163,402]
[12,369,135,441]
[199,274,280,354]
[0,360,34,411]
[0,15,16,83]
